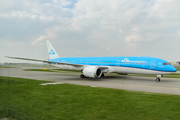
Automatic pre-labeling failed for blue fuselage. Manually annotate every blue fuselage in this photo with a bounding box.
[49,56,176,74]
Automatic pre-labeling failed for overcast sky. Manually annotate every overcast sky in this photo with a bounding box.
[0,0,180,63]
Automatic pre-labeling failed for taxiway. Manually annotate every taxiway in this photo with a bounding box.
[0,68,180,95]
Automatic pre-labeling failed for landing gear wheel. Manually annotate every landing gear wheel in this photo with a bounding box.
[80,74,84,78]
[156,78,160,82]
[101,73,104,77]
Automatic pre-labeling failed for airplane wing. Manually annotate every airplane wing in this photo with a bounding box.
[5,56,83,67]
[5,56,109,69]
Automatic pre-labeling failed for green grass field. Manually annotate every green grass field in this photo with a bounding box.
[24,68,81,73]
[1,76,180,120]
[175,66,180,71]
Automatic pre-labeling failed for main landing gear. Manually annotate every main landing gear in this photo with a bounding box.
[101,73,104,77]
[80,73,105,78]
[156,75,162,82]
[80,74,85,78]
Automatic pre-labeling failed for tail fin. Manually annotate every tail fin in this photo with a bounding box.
[46,40,59,59]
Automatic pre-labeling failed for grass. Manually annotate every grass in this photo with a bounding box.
[24,69,81,73]
[1,76,180,120]
[175,66,180,71]
[24,69,57,72]
[0,67,17,68]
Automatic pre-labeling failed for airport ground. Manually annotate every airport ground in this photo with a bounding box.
[1,76,180,120]
[0,67,180,95]
[1,67,180,120]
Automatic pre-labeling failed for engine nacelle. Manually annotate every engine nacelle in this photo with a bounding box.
[83,66,102,78]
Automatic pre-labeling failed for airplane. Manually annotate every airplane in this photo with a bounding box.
[5,40,177,82]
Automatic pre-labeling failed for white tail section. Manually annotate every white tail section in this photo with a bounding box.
[46,40,59,59]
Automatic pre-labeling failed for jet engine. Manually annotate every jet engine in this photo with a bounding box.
[82,66,102,78]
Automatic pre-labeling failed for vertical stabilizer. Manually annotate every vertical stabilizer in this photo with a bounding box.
[46,40,59,59]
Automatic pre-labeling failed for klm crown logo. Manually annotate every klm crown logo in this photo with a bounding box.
[49,49,55,55]
[121,58,130,62]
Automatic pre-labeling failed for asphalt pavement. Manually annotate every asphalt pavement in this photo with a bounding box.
[1,68,180,95]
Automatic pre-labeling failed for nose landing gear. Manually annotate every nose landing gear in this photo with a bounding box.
[156,78,160,82]
[156,75,162,82]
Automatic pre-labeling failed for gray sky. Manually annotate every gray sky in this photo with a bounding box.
[0,0,180,63]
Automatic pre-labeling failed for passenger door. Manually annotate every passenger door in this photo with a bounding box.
[150,60,156,69]
[116,60,121,66]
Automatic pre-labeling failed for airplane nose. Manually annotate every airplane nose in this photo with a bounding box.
[171,66,177,72]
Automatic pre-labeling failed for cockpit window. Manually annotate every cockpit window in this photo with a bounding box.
[163,63,171,65]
